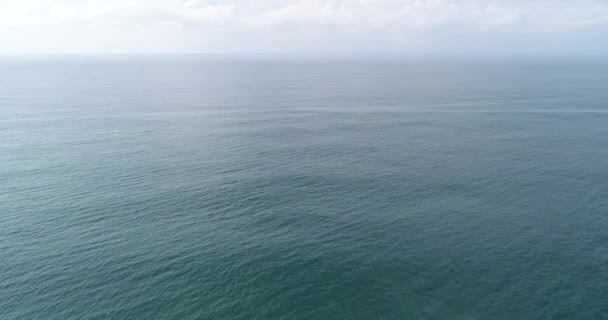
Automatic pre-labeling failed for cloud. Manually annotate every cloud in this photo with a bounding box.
[0,0,235,26]
[1,0,608,53]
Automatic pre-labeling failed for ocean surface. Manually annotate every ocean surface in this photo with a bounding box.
[1,56,608,319]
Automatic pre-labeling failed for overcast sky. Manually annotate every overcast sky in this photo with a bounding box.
[1,0,608,54]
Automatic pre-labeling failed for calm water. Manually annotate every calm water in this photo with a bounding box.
[1,56,608,319]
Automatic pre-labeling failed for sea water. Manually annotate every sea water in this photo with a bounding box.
[1,56,607,319]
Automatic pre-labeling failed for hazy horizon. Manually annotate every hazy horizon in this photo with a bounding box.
[2,0,608,55]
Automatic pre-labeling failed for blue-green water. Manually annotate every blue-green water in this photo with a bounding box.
[1,57,608,319]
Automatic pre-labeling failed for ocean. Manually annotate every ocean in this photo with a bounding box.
[1,56,607,319]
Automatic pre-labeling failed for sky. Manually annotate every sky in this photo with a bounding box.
[1,0,608,54]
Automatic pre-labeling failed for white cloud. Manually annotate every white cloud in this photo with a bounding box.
[0,0,607,53]
[0,0,235,26]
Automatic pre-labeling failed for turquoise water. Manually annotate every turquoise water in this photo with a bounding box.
[1,57,608,319]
